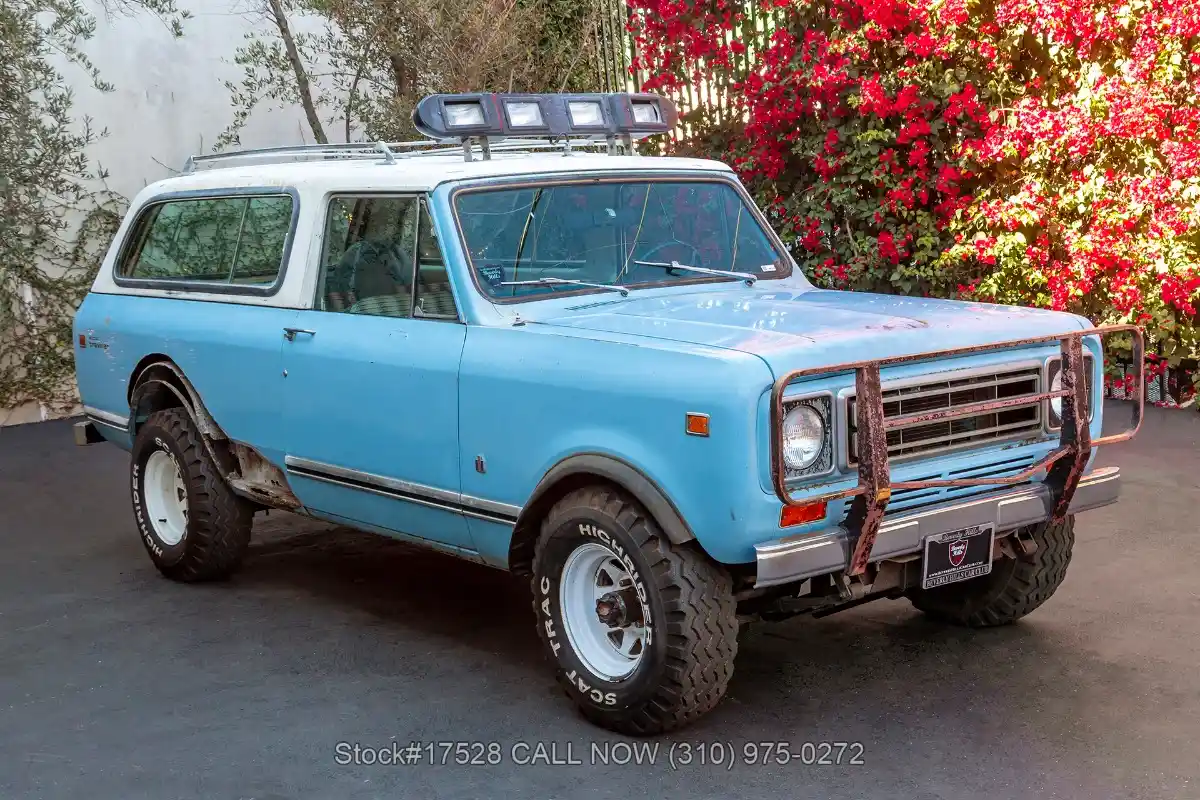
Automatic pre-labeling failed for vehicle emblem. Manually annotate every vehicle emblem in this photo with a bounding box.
[948,539,968,567]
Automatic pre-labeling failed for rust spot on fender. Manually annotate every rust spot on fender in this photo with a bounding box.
[228,442,302,510]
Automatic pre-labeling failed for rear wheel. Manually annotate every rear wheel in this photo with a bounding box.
[908,517,1075,627]
[531,486,738,735]
[130,408,253,582]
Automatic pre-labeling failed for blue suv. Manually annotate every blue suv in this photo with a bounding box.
[72,92,1142,734]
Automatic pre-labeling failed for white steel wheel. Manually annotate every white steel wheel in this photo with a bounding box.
[142,449,189,546]
[559,542,650,681]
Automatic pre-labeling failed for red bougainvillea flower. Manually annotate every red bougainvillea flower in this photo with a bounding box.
[626,0,1200,374]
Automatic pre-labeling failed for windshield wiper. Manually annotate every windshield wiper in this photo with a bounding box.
[632,259,758,286]
[511,187,543,278]
[499,277,630,297]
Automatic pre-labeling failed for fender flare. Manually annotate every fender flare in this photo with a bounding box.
[520,453,695,546]
[128,359,227,440]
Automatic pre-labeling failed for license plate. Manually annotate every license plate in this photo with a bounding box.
[922,524,995,590]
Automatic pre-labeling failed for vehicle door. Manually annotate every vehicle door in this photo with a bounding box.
[280,193,472,550]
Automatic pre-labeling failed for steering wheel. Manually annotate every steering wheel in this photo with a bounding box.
[623,240,703,282]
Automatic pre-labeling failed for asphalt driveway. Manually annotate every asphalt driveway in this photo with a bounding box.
[1,402,1197,799]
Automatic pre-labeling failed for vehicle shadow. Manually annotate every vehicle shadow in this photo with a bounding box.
[238,513,547,674]
[234,510,1150,768]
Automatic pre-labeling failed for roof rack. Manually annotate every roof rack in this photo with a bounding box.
[182,91,675,173]
[181,136,629,173]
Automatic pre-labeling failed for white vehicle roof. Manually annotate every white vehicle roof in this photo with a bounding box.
[131,150,733,205]
[97,146,741,311]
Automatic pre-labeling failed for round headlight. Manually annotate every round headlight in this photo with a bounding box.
[782,404,826,471]
[1049,369,1063,417]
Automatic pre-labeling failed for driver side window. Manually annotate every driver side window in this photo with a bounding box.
[317,195,457,320]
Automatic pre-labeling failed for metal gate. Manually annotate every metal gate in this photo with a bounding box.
[590,0,788,141]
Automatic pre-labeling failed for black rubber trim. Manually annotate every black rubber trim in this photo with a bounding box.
[130,378,192,423]
[521,453,695,545]
[127,361,220,440]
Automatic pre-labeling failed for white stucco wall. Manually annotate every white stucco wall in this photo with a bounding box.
[73,1,322,199]
[2,2,322,426]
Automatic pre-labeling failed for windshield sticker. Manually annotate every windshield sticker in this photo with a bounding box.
[479,264,506,290]
[760,263,777,272]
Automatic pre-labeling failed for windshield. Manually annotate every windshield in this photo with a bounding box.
[454,179,788,300]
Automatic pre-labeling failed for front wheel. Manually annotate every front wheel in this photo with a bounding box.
[531,487,738,736]
[908,517,1075,627]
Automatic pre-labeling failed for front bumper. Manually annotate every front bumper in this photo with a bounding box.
[754,466,1120,588]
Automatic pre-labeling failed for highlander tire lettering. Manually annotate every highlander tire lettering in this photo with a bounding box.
[572,524,653,640]
[132,454,164,556]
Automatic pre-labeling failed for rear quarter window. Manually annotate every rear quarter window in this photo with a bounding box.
[116,192,295,292]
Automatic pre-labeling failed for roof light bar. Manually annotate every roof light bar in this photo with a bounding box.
[411,92,678,144]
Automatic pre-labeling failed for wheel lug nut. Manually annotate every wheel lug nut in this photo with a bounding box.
[596,592,627,628]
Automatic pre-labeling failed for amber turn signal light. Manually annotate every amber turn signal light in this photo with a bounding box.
[780,501,827,528]
[685,412,710,437]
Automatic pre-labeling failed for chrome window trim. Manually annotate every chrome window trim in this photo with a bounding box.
[111,187,300,297]
[835,357,1047,470]
[284,455,520,524]
[779,389,838,483]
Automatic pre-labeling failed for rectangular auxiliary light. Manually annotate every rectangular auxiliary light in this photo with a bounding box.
[606,93,676,137]
[505,100,545,128]
[780,501,827,528]
[631,101,662,125]
[444,101,486,128]
[567,100,606,128]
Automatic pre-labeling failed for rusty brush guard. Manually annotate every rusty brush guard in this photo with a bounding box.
[770,325,1144,577]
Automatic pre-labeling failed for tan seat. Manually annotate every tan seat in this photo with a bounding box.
[349,293,412,318]
[417,281,456,316]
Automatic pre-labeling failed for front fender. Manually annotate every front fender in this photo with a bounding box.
[458,324,776,566]
[520,452,695,546]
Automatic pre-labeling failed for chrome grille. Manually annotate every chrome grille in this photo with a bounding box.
[840,452,1042,522]
[847,366,1043,463]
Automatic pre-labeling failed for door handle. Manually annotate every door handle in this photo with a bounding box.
[283,327,316,341]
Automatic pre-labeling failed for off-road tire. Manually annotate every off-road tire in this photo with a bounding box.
[908,516,1075,627]
[130,408,253,582]
[531,486,738,736]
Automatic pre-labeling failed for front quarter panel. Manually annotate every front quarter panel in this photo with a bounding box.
[458,323,774,566]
